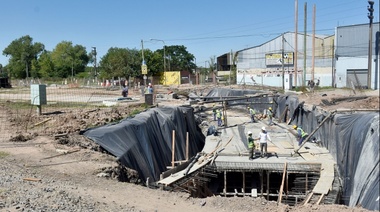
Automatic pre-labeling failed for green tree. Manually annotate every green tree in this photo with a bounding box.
[50,41,89,78]
[2,35,44,78]
[98,47,141,80]
[165,45,195,73]
[144,49,162,76]
[36,50,55,78]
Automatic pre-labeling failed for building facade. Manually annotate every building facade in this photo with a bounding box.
[335,23,380,90]
[235,32,334,89]
[231,23,380,90]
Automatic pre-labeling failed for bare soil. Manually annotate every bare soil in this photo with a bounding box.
[0,85,378,212]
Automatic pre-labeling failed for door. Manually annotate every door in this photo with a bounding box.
[346,69,368,89]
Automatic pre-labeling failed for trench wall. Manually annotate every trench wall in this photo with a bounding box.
[282,97,379,211]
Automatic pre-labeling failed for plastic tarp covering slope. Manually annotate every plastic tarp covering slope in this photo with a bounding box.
[273,94,299,122]
[326,113,379,210]
[290,102,379,211]
[83,106,205,182]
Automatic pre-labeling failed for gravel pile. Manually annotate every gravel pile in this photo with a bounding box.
[0,160,136,212]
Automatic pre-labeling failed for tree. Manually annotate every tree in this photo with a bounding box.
[50,41,89,78]
[144,49,162,76]
[98,47,141,80]
[36,50,55,78]
[165,45,195,73]
[2,35,44,78]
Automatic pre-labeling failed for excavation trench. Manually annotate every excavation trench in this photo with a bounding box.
[83,88,379,211]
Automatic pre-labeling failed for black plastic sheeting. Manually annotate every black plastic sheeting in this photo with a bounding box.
[285,98,379,211]
[83,87,378,210]
[324,113,379,210]
[83,106,205,182]
[207,88,379,210]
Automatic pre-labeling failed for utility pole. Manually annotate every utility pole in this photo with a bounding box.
[141,40,147,86]
[303,2,307,86]
[195,58,198,85]
[294,0,298,88]
[92,47,97,80]
[282,34,285,90]
[312,4,316,81]
[229,49,232,87]
[367,0,374,89]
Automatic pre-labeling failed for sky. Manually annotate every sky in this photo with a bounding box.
[1,0,379,67]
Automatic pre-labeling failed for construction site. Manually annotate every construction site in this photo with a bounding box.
[0,84,379,212]
[83,86,379,210]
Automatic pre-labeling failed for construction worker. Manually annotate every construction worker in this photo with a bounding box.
[293,125,308,146]
[267,107,273,126]
[247,106,256,123]
[216,109,222,127]
[247,131,255,160]
[212,104,217,121]
[254,126,272,158]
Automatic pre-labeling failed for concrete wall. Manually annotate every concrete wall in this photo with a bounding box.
[335,57,380,89]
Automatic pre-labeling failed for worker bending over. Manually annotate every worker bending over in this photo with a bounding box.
[293,125,308,146]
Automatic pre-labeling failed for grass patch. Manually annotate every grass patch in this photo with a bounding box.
[0,151,10,158]
[130,109,142,117]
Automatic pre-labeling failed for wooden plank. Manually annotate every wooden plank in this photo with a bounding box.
[158,156,212,186]
[23,178,41,182]
[313,162,334,194]
[316,193,325,205]
[41,149,80,160]
[303,192,313,205]
[278,162,287,204]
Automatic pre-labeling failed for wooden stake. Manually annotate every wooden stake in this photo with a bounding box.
[304,192,313,205]
[33,118,52,128]
[172,130,175,169]
[23,178,41,182]
[316,193,324,205]
[278,162,287,204]
[186,132,189,161]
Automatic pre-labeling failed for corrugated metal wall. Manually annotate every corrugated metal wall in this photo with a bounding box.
[335,23,379,57]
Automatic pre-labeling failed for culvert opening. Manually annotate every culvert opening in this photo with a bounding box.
[182,165,322,206]
[158,158,340,207]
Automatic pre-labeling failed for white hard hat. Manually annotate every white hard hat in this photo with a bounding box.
[261,126,266,131]
[247,131,252,135]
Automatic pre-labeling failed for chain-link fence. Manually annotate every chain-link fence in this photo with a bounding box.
[0,78,146,142]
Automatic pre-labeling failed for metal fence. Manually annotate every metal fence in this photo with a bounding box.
[0,78,146,142]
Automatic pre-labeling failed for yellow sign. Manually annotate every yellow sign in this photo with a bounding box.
[141,64,148,75]
[161,71,181,85]
[265,52,294,66]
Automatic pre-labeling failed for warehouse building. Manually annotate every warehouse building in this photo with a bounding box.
[221,23,380,90]
[335,22,380,90]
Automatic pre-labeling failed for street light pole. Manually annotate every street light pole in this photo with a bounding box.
[150,39,166,85]
[367,0,374,89]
